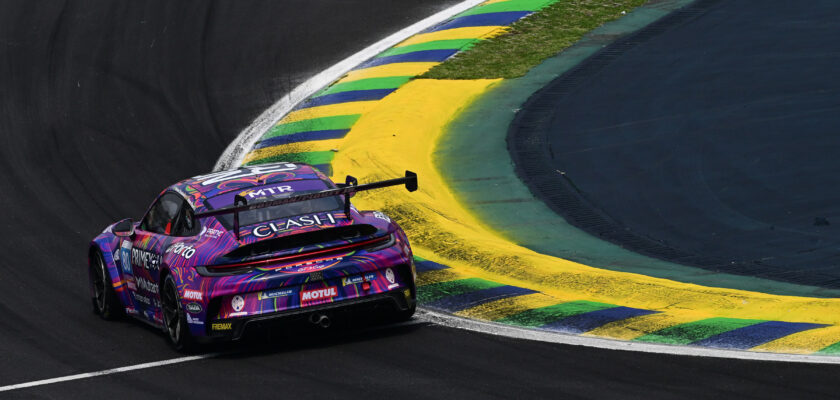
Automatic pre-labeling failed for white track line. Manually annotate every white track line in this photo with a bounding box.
[0,2,492,395]
[417,310,840,364]
[0,319,428,393]
[213,0,486,171]
[0,354,217,392]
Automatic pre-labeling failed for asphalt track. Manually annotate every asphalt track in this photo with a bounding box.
[511,0,840,289]
[1,1,839,398]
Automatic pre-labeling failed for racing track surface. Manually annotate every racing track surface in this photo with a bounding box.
[511,0,840,289]
[1,1,839,398]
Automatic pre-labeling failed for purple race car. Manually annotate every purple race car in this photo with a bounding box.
[88,162,418,351]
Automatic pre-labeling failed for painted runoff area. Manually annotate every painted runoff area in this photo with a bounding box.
[225,0,840,359]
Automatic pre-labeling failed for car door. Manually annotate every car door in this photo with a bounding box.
[130,192,184,323]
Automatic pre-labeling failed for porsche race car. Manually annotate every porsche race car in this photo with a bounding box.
[88,162,418,351]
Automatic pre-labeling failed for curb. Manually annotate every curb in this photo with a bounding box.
[216,0,840,359]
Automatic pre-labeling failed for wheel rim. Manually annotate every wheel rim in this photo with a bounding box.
[92,254,107,311]
[162,279,181,343]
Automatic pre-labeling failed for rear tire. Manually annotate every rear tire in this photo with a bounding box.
[161,274,198,353]
[89,250,123,320]
[391,302,416,323]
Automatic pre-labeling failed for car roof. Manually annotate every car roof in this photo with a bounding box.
[169,162,332,211]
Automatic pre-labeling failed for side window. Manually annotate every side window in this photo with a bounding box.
[173,202,200,237]
[140,193,183,235]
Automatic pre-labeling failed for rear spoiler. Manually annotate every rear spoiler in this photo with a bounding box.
[195,171,418,240]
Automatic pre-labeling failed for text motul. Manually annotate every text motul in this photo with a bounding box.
[301,286,337,301]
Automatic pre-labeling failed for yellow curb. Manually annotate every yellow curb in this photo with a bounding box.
[242,138,344,165]
[455,292,565,321]
[396,26,507,47]
[278,101,380,124]
[583,312,708,341]
[337,63,440,83]
[753,325,840,354]
[329,78,840,326]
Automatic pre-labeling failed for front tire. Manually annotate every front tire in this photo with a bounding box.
[161,274,198,353]
[89,250,123,320]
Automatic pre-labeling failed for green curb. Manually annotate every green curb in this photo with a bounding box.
[635,318,765,345]
[377,40,479,58]
[498,300,616,327]
[457,0,557,17]
[315,77,411,97]
[264,115,360,139]
[246,150,335,166]
[417,278,505,303]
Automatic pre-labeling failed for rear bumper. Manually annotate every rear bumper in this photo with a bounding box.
[200,288,414,342]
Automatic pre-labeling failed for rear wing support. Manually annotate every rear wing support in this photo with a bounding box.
[195,171,418,240]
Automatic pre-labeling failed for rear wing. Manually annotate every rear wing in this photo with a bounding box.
[195,171,418,240]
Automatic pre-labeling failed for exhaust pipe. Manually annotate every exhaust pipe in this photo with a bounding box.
[308,313,331,328]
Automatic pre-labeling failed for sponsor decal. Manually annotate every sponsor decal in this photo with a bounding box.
[186,302,202,314]
[373,211,391,223]
[229,311,248,317]
[386,268,395,284]
[211,322,232,331]
[183,289,203,301]
[251,213,338,238]
[167,243,196,259]
[126,277,136,291]
[300,286,338,303]
[388,283,400,290]
[133,292,152,305]
[193,164,297,186]
[119,240,133,275]
[186,314,203,325]
[275,256,344,274]
[342,273,376,286]
[201,226,225,239]
[240,185,293,200]
[136,277,158,294]
[342,276,364,286]
[131,248,161,271]
[231,295,245,312]
[259,288,294,300]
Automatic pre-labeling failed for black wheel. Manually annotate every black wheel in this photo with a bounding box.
[390,301,416,323]
[161,274,197,353]
[89,250,123,320]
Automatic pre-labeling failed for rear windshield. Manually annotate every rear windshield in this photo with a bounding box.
[205,179,342,229]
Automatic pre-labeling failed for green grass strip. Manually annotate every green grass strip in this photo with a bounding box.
[315,76,411,97]
[635,318,766,345]
[817,340,840,355]
[457,0,557,17]
[498,300,616,327]
[424,0,647,79]
[245,150,335,166]
[377,39,479,58]
[262,115,360,140]
[417,278,504,303]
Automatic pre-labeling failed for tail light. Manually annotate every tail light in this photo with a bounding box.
[196,234,395,276]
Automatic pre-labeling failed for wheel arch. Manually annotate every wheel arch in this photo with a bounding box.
[88,240,130,311]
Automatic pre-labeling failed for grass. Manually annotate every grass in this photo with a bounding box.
[422,0,647,79]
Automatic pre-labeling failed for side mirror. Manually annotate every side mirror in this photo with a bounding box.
[113,218,135,237]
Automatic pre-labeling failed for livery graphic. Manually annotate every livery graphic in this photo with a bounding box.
[88,162,418,351]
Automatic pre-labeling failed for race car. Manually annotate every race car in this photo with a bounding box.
[88,162,418,351]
